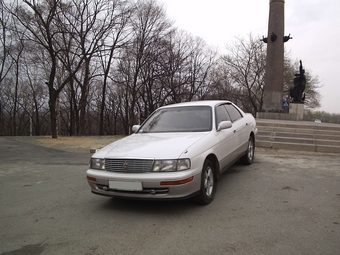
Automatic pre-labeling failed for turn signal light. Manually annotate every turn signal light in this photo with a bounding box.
[87,176,96,182]
[160,176,194,186]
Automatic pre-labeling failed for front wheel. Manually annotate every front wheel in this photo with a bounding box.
[194,159,216,205]
[240,136,254,165]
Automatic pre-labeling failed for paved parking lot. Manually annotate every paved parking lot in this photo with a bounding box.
[0,137,339,255]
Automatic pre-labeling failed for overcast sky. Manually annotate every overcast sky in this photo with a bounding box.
[158,0,340,114]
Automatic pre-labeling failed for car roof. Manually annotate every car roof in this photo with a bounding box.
[159,100,232,109]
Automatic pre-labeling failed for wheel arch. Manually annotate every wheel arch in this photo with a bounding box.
[205,153,221,181]
[250,131,256,147]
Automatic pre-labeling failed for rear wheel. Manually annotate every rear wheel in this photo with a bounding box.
[241,136,254,165]
[194,159,216,205]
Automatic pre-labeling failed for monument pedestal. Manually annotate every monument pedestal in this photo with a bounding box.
[289,103,304,120]
[256,102,304,121]
[257,112,297,121]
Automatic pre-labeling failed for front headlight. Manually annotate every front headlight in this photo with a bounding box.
[152,159,191,172]
[90,158,105,170]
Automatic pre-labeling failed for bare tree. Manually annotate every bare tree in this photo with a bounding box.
[204,58,238,102]
[97,0,132,135]
[9,38,24,135]
[11,0,72,138]
[156,30,195,105]
[183,36,217,101]
[221,34,266,115]
[116,0,172,134]
[21,52,48,136]
[0,0,14,134]
[0,0,13,85]
[59,0,132,135]
[137,29,178,118]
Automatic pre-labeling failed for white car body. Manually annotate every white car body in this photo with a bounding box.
[86,100,257,204]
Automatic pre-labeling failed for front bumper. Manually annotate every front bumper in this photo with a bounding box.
[86,168,201,200]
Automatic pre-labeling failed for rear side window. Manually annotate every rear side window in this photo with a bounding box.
[225,104,243,122]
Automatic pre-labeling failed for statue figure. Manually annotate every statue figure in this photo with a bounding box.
[261,33,292,43]
[290,60,306,103]
[283,34,292,42]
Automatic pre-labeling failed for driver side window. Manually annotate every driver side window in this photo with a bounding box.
[216,105,231,127]
[225,104,243,122]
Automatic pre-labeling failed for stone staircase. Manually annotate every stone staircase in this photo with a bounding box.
[255,119,340,153]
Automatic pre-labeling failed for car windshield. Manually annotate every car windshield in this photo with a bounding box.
[138,106,212,133]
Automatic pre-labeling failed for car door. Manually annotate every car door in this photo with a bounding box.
[225,103,249,154]
[215,104,238,171]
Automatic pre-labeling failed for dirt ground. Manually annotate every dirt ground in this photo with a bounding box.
[7,135,125,153]
[6,135,340,157]
[1,136,339,255]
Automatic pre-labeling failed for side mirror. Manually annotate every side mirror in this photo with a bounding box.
[132,125,141,133]
[217,121,232,131]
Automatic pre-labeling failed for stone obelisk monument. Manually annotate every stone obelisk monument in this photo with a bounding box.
[262,0,285,112]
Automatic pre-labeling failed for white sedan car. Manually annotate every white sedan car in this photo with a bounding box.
[86,100,257,204]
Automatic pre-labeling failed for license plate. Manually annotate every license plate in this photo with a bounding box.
[109,180,143,191]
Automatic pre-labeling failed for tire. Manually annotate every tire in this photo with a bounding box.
[194,159,216,205]
[240,135,254,165]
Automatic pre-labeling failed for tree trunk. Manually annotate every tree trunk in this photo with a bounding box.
[99,78,107,135]
[49,91,58,139]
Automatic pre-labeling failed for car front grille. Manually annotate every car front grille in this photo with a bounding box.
[105,158,154,173]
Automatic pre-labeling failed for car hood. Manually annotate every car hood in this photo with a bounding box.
[93,132,210,159]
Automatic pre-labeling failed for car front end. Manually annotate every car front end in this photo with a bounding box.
[86,161,202,199]
[86,131,213,200]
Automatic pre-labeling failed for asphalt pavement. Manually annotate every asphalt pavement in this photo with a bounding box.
[0,137,339,255]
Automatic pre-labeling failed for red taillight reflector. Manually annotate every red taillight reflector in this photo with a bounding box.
[160,176,194,186]
[87,176,96,182]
